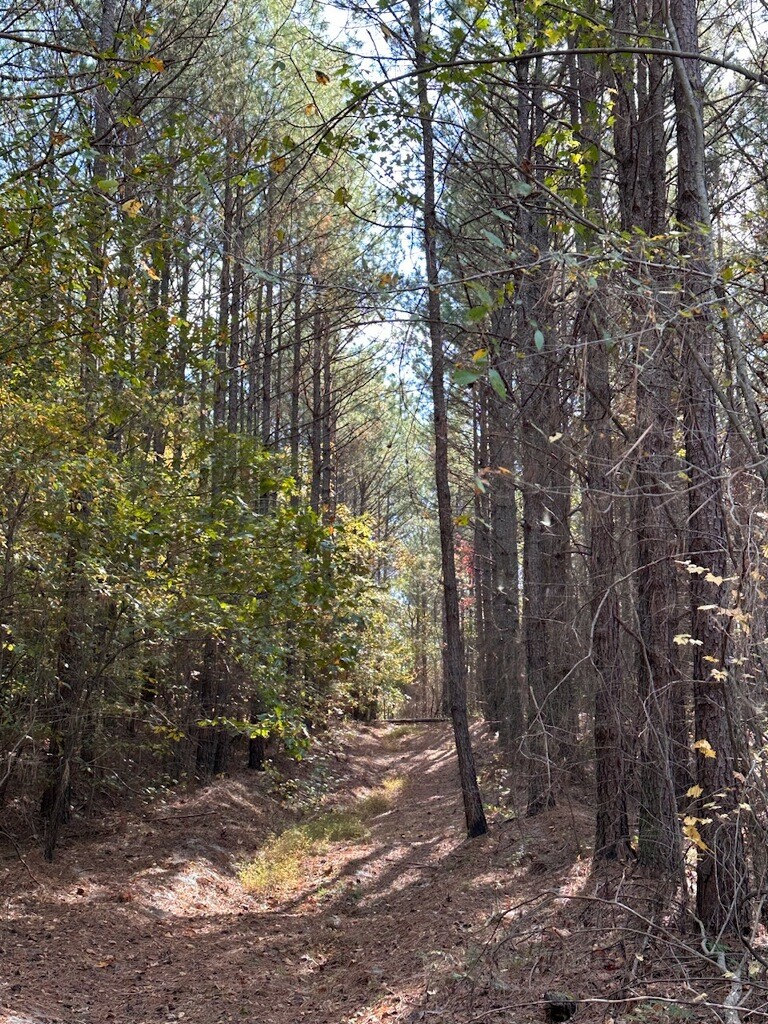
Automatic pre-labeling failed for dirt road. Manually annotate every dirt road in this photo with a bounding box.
[0,724,591,1024]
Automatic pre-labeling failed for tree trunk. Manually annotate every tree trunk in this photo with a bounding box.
[310,298,323,514]
[290,264,303,494]
[517,56,559,816]
[583,298,631,863]
[487,370,523,755]
[42,0,118,860]
[610,0,685,878]
[670,0,748,933]
[407,0,487,839]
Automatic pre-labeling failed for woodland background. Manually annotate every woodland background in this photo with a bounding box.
[1,0,768,945]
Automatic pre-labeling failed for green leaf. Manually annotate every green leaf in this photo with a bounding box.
[481,228,506,249]
[488,368,506,398]
[534,329,545,351]
[454,367,482,387]
[469,282,492,306]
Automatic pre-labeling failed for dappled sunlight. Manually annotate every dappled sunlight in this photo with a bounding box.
[0,729,436,1017]
[0,725,603,1024]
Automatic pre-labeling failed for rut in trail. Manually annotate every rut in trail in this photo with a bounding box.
[0,723,592,1024]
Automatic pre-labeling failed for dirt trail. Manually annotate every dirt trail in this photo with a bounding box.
[0,724,594,1024]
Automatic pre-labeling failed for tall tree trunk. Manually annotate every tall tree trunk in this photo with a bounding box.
[634,313,684,875]
[670,0,748,933]
[260,218,274,456]
[517,56,559,816]
[407,0,487,838]
[474,391,494,727]
[228,188,244,436]
[310,298,324,514]
[290,264,303,494]
[196,149,235,777]
[486,363,523,755]
[583,299,631,862]
[41,0,117,859]
[611,0,685,878]
[321,330,333,514]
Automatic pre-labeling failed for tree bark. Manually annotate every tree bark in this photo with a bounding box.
[670,0,748,933]
[583,298,631,863]
[487,368,523,755]
[41,0,118,859]
[407,0,487,838]
[517,56,560,816]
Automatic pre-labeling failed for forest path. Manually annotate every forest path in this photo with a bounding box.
[0,724,592,1024]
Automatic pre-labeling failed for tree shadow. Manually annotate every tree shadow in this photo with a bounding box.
[0,725,599,1024]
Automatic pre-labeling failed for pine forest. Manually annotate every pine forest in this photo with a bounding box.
[2,0,768,1020]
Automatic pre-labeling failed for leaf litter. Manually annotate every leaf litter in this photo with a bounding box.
[0,725,740,1024]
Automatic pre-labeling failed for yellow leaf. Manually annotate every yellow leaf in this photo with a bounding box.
[693,739,717,759]
[472,348,488,362]
[315,70,331,85]
[270,154,286,174]
[140,260,160,281]
[678,560,708,575]
[121,198,142,218]
[686,784,703,798]
[305,103,317,115]
[147,56,164,73]
[683,821,710,852]
[704,572,724,584]
[674,633,703,646]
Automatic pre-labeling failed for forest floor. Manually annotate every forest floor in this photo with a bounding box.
[0,724,742,1024]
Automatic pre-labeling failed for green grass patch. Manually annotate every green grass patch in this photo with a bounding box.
[301,810,370,843]
[356,775,404,819]
[239,810,370,896]
[239,778,406,896]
